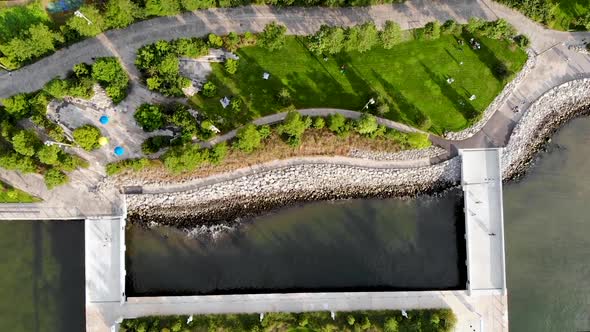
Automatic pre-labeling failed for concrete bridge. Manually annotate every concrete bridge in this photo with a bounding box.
[83,148,507,332]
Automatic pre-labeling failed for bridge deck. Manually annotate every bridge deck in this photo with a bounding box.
[460,148,507,293]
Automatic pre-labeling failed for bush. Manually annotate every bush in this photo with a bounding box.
[276,88,292,106]
[209,142,228,164]
[514,34,530,48]
[73,125,101,151]
[44,77,94,99]
[424,20,441,39]
[224,58,238,74]
[259,22,287,51]
[44,168,68,189]
[276,111,312,146]
[234,124,263,153]
[207,33,223,48]
[327,113,350,136]
[134,104,166,131]
[174,38,208,58]
[380,20,403,49]
[441,20,459,35]
[161,144,207,173]
[313,117,325,129]
[355,113,378,135]
[106,158,150,176]
[142,136,172,154]
[201,81,217,97]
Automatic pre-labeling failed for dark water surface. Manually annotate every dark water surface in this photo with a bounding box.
[0,220,85,332]
[126,192,466,295]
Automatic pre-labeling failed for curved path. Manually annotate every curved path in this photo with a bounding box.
[201,108,426,147]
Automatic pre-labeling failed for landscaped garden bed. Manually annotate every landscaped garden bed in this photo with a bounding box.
[120,309,456,332]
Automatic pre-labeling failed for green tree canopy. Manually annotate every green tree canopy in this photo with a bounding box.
[380,20,403,49]
[105,0,140,29]
[162,144,207,173]
[36,144,61,165]
[44,168,68,189]
[354,22,379,53]
[144,0,181,17]
[355,113,378,135]
[12,130,40,156]
[73,125,101,151]
[308,25,345,55]
[65,5,106,37]
[180,0,215,10]
[234,124,263,153]
[1,93,31,120]
[134,103,166,131]
[259,22,287,51]
[424,20,441,40]
[277,111,312,146]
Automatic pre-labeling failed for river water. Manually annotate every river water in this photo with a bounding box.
[1,118,590,331]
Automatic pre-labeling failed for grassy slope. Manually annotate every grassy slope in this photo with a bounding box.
[0,181,40,203]
[191,34,527,134]
[550,0,590,30]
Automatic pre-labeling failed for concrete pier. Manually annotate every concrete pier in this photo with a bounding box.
[78,149,510,331]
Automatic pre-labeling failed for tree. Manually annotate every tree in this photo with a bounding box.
[174,38,208,57]
[259,22,287,51]
[441,20,459,35]
[0,153,37,173]
[209,142,228,164]
[355,22,379,53]
[384,318,399,332]
[12,130,40,156]
[44,168,68,189]
[277,111,312,146]
[224,58,238,74]
[105,0,139,29]
[466,17,485,34]
[73,125,101,151]
[424,20,441,39]
[327,113,349,135]
[0,24,64,67]
[161,144,207,173]
[92,57,129,103]
[181,0,215,10]
[380,20,403,49]
[234,124,262,153]
[1,93,31,120]
[65,5,105,37]
[134,103,166,131]
[141,136,172,154]
[207,33,223,47]
[201,81,216,97]
[37,144,61,165]
[308,25,345,55]
[144,0,180,17]
[355,113,378,135]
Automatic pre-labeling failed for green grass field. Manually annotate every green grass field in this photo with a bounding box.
[550,0,590,30]
[191,34,527,134]
[0,181,39,203]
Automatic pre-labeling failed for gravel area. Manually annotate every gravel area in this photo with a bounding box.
[445,49,537,140]
[348,146,447,161]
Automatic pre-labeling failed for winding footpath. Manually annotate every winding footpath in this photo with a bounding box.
[0,0,590,211]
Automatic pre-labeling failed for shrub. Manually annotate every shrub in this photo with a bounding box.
[207,33,223,48]
[355,113,378,135]
[106,158,150,176]
[380,20,403,49]
[224,58,238,74]
[234,124,263,153]
[201,81,217,97]
[12,130,40,157]
[209,142,228,164]
[44,77,93,99]
[424,20,441,39]
[313,117,325,129]
[174,38,208,58]
[514,34,530,48]
[142,136,172,154]
[44,168,68,189]
[73,63,91,78]
[134,103,166,131]
[277,111,312,146]
[37,145,61,165]
[277,88,292,106]
[161,144,207,173]
[465,17,486,34]
[384,318,399,332]
[73,125,101,151]
[327,113,350,135]
[259,22,287,51]
[441,20,459,35]
[258,124,271,139]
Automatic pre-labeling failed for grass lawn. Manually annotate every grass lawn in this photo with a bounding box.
[0,180,40,203]
[549,0,590,30]
[190,34,527,135]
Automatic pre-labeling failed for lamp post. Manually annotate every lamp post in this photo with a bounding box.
[362,97,375,110]
[74,10,92,25]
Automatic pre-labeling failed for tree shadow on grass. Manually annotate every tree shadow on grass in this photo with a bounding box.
[370,69,434,132]
[460,32,513,83]
[419,61,478,124]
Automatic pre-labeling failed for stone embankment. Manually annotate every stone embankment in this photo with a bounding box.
[127,158,461,227]
[501,78,590,179]
[445,49,537,140]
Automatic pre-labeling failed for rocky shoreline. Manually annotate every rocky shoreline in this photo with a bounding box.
[126,78,590,229]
